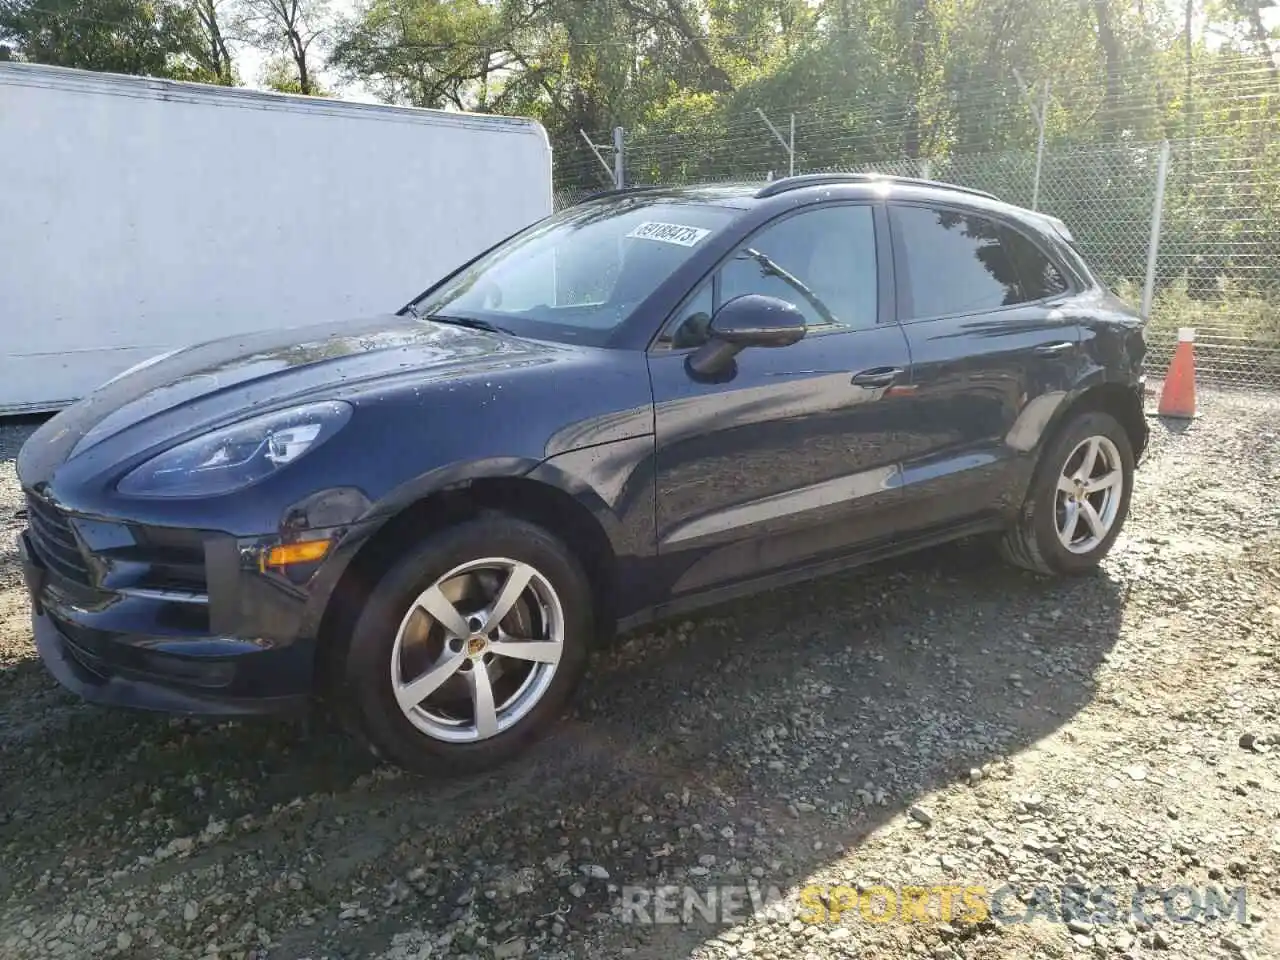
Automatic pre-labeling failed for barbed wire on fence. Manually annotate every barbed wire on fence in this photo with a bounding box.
[552,55,1279,387]
[561,54,1278,185]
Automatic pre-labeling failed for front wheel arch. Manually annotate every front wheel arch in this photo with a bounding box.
[340,514,595,773]
[311,476,619,703]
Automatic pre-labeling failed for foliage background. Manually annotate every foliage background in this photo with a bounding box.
[1,0,1277,379]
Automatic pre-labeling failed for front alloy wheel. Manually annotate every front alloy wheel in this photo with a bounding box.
[392,558,565,743]
[343,517,592,773]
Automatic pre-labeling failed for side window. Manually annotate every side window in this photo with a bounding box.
[661,204,878,348]
[892,206,1026,319]
[1001,227,1069,300]
[719,205,878,332]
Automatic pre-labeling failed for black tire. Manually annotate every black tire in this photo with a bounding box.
[1000,410,1135,576]
[340,515,592,775]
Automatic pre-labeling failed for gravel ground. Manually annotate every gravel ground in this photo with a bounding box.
[2,388,1279,960]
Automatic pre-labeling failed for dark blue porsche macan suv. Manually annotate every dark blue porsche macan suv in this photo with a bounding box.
[17,174,1148,772]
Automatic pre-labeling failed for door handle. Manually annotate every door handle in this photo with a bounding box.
[1034,341,1075,356]
[850,366,903,388]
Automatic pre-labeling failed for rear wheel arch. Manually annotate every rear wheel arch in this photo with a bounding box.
[1044,381,1147,464]
[1005,380,1146,494]
[313,474,620,699]
[1001,407,1135,575]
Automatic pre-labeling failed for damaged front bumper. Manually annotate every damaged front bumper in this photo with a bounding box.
[17,511,371,716]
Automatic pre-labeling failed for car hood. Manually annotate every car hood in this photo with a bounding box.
[19,314,567,482]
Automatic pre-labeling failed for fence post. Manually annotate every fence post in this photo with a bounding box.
[1032,80,1050,210]
[756,108,796,178]
[919,159,932,181]
[613,127,625,189]
[1013,70,1051,210]
[1141,140,1172,323]
[789,113,796,178]
[580,128,616,184]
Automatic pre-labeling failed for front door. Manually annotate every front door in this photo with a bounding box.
[647,202,915,598]
[886,202,1085,531]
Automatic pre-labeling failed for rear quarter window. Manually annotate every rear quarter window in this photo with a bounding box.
[890,206,1025,319]
[1000,226,1070,300]
[890,204,1077,320]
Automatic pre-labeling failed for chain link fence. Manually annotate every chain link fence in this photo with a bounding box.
[555,63,1279,386]
[1154,136,1280,382]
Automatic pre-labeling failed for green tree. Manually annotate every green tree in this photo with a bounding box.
[259,50,329,92]
[237,0,330,94]
[189,0,235,82]
[0,0,206,76]
[329,0,503,108]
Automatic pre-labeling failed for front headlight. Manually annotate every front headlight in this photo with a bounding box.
[116,401,353,498]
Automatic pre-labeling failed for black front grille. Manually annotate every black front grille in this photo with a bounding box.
[24,493,93,586]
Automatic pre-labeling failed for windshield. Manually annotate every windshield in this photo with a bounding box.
[411,197,738,346]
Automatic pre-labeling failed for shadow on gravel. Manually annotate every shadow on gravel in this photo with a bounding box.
[2,538,1125,957]
[0,413,50,435]
[0,655,47,686]
[562,540,1127,958]
[1149,413,1195,437]
[0,415,48,463]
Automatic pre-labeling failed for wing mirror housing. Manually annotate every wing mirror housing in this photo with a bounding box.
[686,294,807,378]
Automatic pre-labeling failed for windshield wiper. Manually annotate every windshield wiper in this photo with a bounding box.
[738,248,839,328]
[420,313,516,336]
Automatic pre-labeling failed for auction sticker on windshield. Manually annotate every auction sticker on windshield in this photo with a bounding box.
[627,222,712,247]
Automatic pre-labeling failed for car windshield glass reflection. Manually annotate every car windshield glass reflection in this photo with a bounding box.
[412,198,737,346]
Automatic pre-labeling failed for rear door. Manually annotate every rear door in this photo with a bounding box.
[887,202,1084,531]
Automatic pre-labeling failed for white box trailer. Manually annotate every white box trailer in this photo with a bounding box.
[0,62,554,415]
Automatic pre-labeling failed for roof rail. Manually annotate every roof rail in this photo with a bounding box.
[754,172,998,202]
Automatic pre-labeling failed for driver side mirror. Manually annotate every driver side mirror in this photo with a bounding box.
[686,294,806,379]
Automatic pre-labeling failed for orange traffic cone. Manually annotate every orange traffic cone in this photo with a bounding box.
[1158,327,1197,418]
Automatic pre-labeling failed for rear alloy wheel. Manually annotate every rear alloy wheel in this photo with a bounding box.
[343,517,591,773]
[1053,435,1124,555]
[1001,411,1135,576]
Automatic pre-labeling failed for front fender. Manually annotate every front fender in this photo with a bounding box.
[526,437,656,560]
[294,447,654,641]
[368,456,544,520]
[289,457,544,641]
